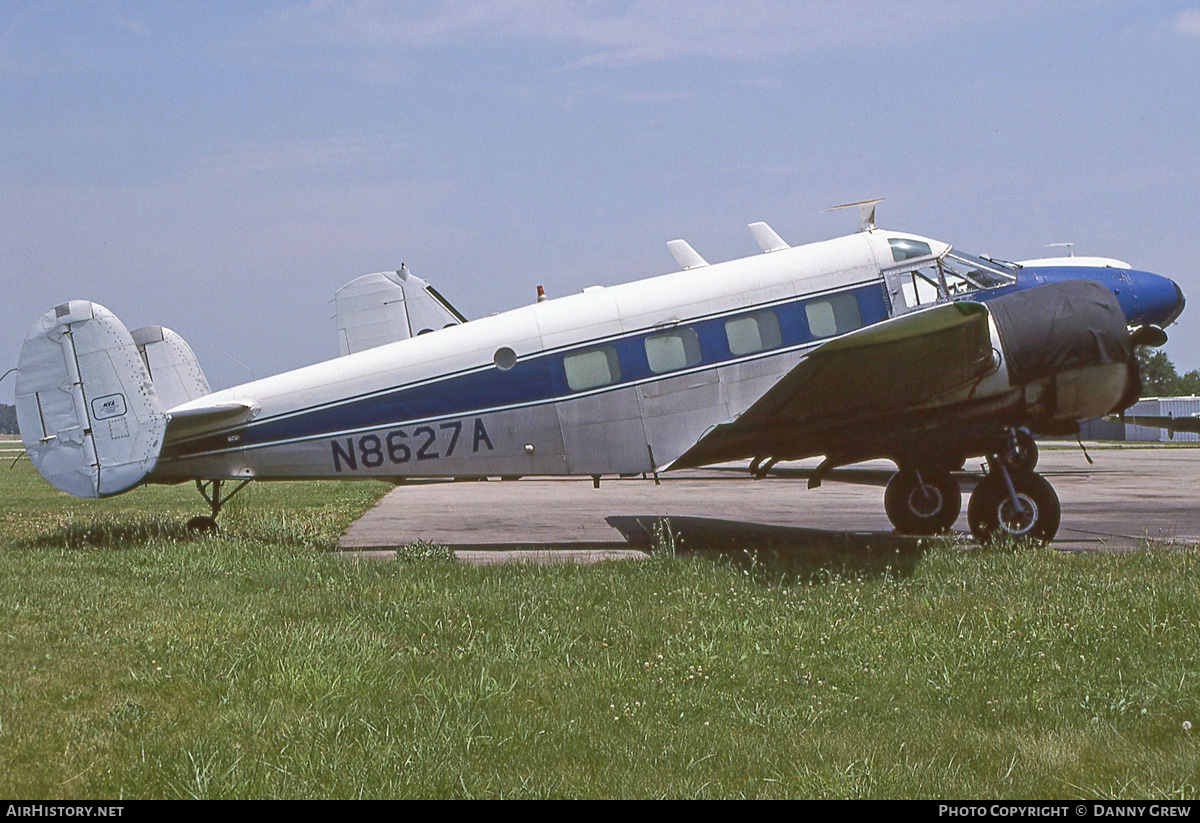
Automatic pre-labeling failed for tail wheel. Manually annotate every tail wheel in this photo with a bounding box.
[884,468,961,535]
[186,516,218,536]
[967,470,1060,544]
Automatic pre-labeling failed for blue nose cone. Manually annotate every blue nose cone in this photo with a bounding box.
[1128,269,1186,328]
[1016,266,1185,328]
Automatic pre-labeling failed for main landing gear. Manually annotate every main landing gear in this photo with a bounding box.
[185,478,252,535]
[883,429,1060,544]
[884,467,961,535]
[967,462,1060,544]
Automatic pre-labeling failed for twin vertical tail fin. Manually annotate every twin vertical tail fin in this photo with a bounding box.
[334,266,467,356]
[15,301,172,497]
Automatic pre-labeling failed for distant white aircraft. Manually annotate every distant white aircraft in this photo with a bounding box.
[13,203,1186,543]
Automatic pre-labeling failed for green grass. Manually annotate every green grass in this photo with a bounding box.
[0,461,1197,798]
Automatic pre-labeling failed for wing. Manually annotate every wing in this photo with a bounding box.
[668,301,998,470]
[1115,413,1200,436]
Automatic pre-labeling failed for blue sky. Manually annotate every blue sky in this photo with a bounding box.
[3,1,1199,397]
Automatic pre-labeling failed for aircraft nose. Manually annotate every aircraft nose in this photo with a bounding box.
[1166,278,1186,326]
[1131,270,1186,328]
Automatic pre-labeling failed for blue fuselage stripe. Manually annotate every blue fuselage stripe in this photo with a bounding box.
[163,281,891,459]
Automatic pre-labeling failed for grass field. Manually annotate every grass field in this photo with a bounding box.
[0,459,1197,799]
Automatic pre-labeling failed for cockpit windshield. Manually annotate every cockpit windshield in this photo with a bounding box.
[941,251,1018,291]
[883,236,1021,314]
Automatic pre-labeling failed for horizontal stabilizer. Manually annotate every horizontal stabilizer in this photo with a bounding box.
[666,239,709,271]
[335,264,467,356]
[163,399,258,442]
[131,325,211,410]
[748,222,789,253]
[15,301,168,497]
[167,401,256,422]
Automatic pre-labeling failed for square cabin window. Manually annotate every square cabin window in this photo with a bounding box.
[564,345,621,391]
[645,328,701,374]
[725,311,782,356]
[806,293,862,338]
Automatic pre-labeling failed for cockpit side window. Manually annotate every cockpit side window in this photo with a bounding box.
[940,266,976,296]
[883,241,1018,317]
[900,266,945,307]
[890,238,933,262]
[940,252,1017,291]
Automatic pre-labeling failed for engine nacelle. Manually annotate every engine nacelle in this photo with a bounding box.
[986,279,1139,427]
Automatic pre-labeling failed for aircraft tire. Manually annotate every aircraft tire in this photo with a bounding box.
[1002,430,1038,472]
[967,470,1060,545]
[186,515,218,536]
[884,468,961,535]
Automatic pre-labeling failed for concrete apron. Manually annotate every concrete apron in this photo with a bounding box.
[338,447,1200,564]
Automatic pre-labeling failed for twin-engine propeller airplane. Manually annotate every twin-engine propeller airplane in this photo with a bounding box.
[13,201,1186,544]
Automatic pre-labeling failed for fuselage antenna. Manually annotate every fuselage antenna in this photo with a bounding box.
[823,197,884,232]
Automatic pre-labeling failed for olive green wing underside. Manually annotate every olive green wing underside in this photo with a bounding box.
[670,301,996,469]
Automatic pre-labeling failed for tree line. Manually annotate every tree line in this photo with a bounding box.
[1137,349,1200,398]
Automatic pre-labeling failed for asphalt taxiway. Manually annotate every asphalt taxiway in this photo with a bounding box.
[338,445,1200,561]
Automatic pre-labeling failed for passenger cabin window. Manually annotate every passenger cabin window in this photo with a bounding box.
[564,345,621,391]
[806,293,862,338]
[725,311,782,356]
[645,328,701,374]
[890,238,932,262]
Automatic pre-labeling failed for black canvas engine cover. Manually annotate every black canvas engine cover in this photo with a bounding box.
[986,279,1133,385]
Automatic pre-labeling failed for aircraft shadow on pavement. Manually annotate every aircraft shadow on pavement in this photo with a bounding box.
[605,514,932,579]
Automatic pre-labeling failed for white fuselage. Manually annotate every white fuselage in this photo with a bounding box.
[151,229,961,483]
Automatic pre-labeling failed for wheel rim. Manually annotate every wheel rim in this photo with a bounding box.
[997,493,1038,535]
[907,485,944,519]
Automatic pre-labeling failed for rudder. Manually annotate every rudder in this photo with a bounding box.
[15,301,168,497]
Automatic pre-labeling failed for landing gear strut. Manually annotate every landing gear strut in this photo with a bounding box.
[185,478,252,535]
[884,466,961,535]
[881,427,1058,543]
[967,458,1060,544]
[1003,428,1038,472]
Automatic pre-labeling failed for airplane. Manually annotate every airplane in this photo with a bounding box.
[12,201,1186,545]
[1112,409,1200,439]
